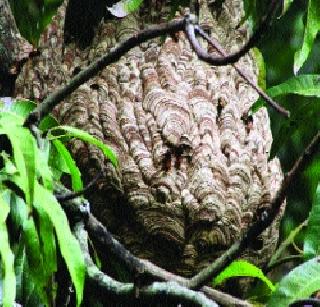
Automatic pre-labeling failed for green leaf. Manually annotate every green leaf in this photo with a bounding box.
[38,207,57,278]
[52,139,83,191]
[34,182,85,306]
[0,123,37,206]
[268,256,320,306]
[213,260,275,291]
[267,74,320,98]
[243,0,257,30]
[37,139,53,190]
[48,143,69,180]
[107,0,143,17]
[0,99,57,130]
[9,0,64,45]
[0,191,16,307]
[48,125,118,167]
[250,75,320,114]
[294,0,320,74]
[253,47,266,90]
[39,115,59,132]
[304,184,320,259]
[14,240,25,303]
[22,217,48,304]
[0,99,36,118]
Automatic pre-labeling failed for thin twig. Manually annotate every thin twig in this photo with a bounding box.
[187,131,320,290]
[55,170,102,202]
[195,26,290,118]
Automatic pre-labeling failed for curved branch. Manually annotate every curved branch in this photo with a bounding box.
[59,184,251,306]
[24,18,187,126]
[24,0,281,126]
[185,0,280,66]
[73,222,218,307]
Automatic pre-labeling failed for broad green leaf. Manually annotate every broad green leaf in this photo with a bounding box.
[1,99,36,118]
[0,98,58,130]
[213,260,275,291]
[250,75,320,114]
[6,100,37,118]
[0,192,16,307]
[14,240,25,303]
[267,74,320,98]
[107,0,143,17]
[268,256,320,306]
[37,139,53,190]
[253,48,266,90]
[22,260,43,306]
[243,0,257,30]
[52,139,83,191]
[0,127,35,206]
[0,123,37,206]
[304,184,320,259]
[9,0,64,45]
[294,0,320,74]
[0,110,25,126]
[48,143,69,180]
[22,216,49,305]
[38,208,57,278]
[34,182,85,306]
[48,125,118,166]
[39,115,59,132]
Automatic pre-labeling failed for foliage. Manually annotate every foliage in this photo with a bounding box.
[0,99,117,305]
[248,0,320,304]
[294,0,320,74]
[3,0,320,305]
[107,0,144,18]
[268,256,320,306]
[9,0,64,46]
[213,260,275,291]
[304,184,320,259]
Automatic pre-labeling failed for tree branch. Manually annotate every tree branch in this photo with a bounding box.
[73,222,218,307]
[58,184,252,306]
[24,18,188,126]
[187,131,320,290]
[24,0,282,126]
[185,0,280,66]
[55,170,102,202]
[194,26,290,118]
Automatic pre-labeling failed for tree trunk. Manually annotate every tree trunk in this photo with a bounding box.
[14,0,284,281]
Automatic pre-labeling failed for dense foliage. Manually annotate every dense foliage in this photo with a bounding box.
[1,0,320,306]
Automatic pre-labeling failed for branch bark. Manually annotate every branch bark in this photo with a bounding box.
[74,222,219,307]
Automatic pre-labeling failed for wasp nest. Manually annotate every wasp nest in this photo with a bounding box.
[15,0,285,276]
